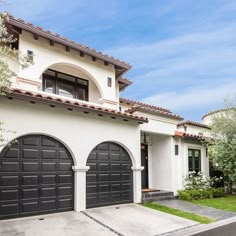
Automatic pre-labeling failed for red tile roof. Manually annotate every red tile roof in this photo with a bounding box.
[5,12,131,71]
[120,98,183,120]
[177,120,210,129]
[174,131,204,140]
[6,88,148,123]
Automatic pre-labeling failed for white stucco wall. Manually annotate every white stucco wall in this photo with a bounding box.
[12,31,119,109]
[177,124,210,136]
[148,134,173,191]
[0,97,143,211]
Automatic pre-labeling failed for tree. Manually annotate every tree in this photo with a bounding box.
[208,97,236,191]
[0,10,32,147]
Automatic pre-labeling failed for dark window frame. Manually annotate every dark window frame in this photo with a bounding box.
[188,148,201,173]
[42,69,89,101]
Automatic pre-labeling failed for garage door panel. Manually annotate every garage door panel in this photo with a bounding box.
[87,185,97,194]
[98,163,109,171]
[41,175,56,184]
[59,163,72,171]
[58,198,73,209]
[86,173,97,182]
[110,153,120,161]
[22,162,39,172]
[0,135,74,220]
[41,138,57,147]
[1,176,19,186]
[99,174,109,182]
[42,150,57,159]
[41,187,56,198]
[59,151,70,159]
[41,162,56,171]
[97,152,109,160]
[0,189,19,201]
[22,176,38,186]
[111,174,121,181]
[22,202,39,213]
[40,200,56,211]
[1,204,19,216]
[3,149,19,159]
[22,137,39,146]
[111,164,121,171]
[1,162,19,172]
[58,186,72,196]
[86,142,133,208]
[58,175,73,184]
[22,188,39,199]
[22,149,39,159]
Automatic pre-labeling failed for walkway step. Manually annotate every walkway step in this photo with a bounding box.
[142,190,175,203]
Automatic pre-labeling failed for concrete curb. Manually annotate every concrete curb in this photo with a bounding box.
[165,216,236,236]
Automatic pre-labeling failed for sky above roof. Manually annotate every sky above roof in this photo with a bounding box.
[1,0,236,121]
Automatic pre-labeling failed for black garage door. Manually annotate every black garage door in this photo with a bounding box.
[0,135,74,220]
[86,142,133,208]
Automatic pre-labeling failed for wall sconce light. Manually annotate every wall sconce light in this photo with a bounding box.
[175,145,179,155]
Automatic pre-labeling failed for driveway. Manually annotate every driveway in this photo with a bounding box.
[0,204,198,236]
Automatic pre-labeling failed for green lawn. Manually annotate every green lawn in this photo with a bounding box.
[192,194,236,213]
[144,202,216,224]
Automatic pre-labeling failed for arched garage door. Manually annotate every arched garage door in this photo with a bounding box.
[86,142,133,208]
[0,135,74,220]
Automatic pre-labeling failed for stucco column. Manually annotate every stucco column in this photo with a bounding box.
[131,166,144,203]
[72,165,90,212]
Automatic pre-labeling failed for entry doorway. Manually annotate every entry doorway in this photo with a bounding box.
[141,144,149,189]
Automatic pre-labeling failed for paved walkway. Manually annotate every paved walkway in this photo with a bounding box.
[155,199,236,220]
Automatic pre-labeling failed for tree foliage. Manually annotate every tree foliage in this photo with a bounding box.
[0,12,31,95]
[0,10,32,147]
[208,98,236,184]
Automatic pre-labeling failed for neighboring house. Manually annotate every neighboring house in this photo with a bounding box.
[0,13,209,220]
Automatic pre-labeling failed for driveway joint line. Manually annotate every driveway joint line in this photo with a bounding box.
[81,211,124,236]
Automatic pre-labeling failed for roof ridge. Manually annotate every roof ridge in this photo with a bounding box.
[120,97,171,113]
[5,12,131,69]
[178,120,210,129]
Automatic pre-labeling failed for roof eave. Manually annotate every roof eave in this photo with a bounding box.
[7,17,131,72]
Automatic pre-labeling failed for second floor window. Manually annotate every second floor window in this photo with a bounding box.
[43,69,89,101]
[188,149,201,173]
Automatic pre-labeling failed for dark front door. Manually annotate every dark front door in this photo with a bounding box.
[86,142,133,208]
[141,145,148,189]
[0,135,74,220]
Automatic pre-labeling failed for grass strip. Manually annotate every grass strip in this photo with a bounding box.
[192,195,236,213]
[144,202,216,224]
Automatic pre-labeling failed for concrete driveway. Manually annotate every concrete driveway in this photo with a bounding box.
[0,204,198,236]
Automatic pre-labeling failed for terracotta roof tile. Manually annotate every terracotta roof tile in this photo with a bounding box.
[5,12,131,70]
[174,131,204,140]
[120,97,171,113]
[6,88,148,123]
[178,120,210,129]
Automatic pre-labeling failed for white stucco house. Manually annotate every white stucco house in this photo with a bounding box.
[0,13,210,220]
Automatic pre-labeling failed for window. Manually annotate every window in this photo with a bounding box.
[42,69,88,101]
[188,149,201,173]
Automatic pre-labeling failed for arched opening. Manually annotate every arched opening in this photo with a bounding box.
[40,63,103,104]
[86,142,133,208]
[0,134,74,220]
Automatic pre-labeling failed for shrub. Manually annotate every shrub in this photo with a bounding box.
[184,171,213,190]
[178,188,225,201]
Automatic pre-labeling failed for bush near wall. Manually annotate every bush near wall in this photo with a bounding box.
[178,188,225,201]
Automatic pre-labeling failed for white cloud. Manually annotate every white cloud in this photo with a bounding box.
[142,82,236,113]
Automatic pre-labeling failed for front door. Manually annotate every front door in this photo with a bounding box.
[141,145,148,189]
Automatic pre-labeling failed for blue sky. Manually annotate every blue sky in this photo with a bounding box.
[1,0,236,121]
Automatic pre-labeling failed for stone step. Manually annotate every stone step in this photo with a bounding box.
[142,190,174,198]
[142,195,176,203]
[141,190,175,203]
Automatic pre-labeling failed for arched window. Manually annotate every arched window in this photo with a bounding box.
[43,69,89,101]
